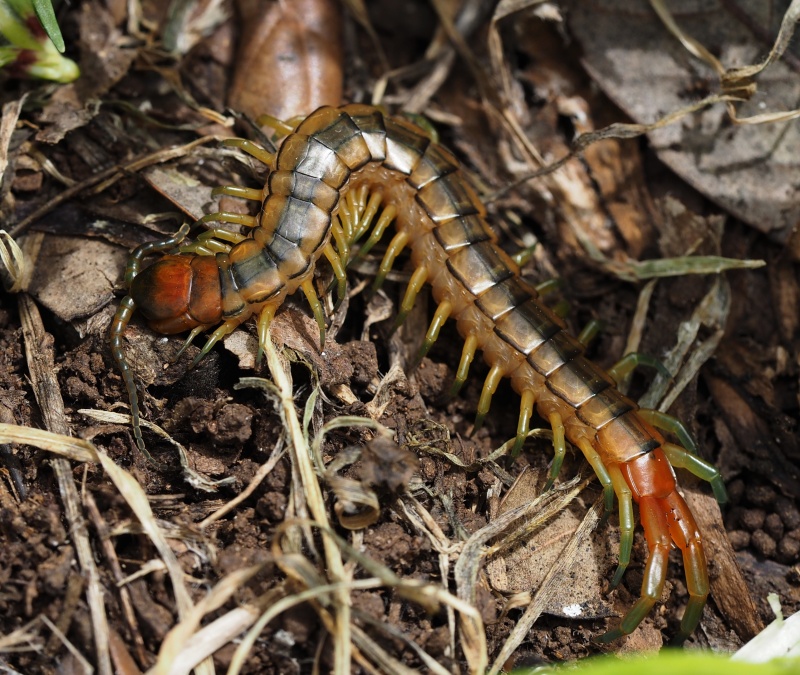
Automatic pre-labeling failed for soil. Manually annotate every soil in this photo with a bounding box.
[1,1,799,673]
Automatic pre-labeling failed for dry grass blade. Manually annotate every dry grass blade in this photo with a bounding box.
[18,293,113,675]
[639,276,730,411]
[0,231,29,293]
[79,409,236,492]
[254,336,352,673]
[153,564,266,675]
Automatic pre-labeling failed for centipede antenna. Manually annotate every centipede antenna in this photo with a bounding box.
[322,244,347,311]
[474,364,503,432]
[192,317,244,368]
[108,296,171,468]
[451,334,478,398]
[352,204,396,263]
[124,220,194,286]
[394,265,428,330]
[661,442,728,504]
[256,304,277,366]
[544,412,566,490]
[223,138,276,167]
[418,300,452,362]
[607,353,672,385]
[576,438,615,515]
[607,463,634,588]
[372,231,409,293]
[212,185,265,202]
[200,212,259,229]
[301,279,327,350]
[512,389,535,456]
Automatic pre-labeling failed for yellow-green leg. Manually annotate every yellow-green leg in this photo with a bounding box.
[394,266,428,329]
[607,463,635,587]
[300,279,327,349]
[511,389,535,456]
[577,438,615,514]
[450,334,478,397]
[474,364,504,432]
[662,442,727,504]
[372,231,409,293]
[323,243,347,310]
[544,412,566,490]
[417,301,452,362]
[222,138,276,167]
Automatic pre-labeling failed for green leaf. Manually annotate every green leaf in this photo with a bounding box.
[31,0,64,52]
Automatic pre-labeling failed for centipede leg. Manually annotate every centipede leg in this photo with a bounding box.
[597,495,671,643]
[418,301,452,361]
[352,204,397,263]
[192,317,246,367]
[255,113,298,137]
[577,438,615,514]
[256,304,277,366]
[662,442,728,504]
[301,279,327,349]
[474,364,504,432]
[223,138,276,167]
[174,325,211,361]
[352,191,383,244]
[394,266,429,329]
[451,334,479,397]
[373,231,409,293]
[577,319,603,347]
[638,409,697,454]
[330,220,349,267]
[179,228,245,255]
[212,185,265,202]
[323,243,348,310]
[511,389,535,456]
[607,463,635,588]
[200,212,259,229]
[607,352,671,383]
[543,412,566,490]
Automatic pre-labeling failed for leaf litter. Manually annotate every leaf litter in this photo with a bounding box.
[1,0,799,672]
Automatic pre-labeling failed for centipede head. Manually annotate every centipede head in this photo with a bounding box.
[130,254,223,333]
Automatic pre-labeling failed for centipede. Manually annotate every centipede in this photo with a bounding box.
[109,104,727,643]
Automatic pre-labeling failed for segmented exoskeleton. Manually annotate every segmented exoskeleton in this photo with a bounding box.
[110,104,727,642]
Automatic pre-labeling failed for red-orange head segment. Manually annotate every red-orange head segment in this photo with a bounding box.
[130,254,223,333]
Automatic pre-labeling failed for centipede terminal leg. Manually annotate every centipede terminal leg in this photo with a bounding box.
[597,495,671,643]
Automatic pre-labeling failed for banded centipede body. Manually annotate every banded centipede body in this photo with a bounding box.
[110,104,727,643]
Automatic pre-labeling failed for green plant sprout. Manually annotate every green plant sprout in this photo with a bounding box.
[0,0,78,82]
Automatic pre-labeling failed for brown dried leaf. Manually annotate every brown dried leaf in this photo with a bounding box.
[567,0,800,242]
[229,0,343,120]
